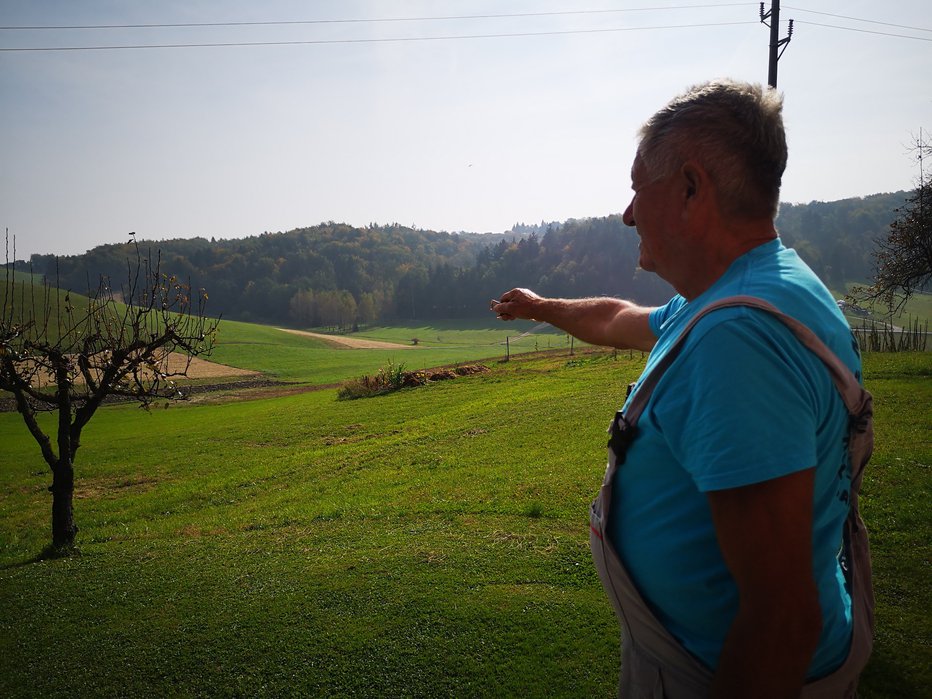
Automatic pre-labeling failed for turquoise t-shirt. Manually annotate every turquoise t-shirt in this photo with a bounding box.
[608,238,860,678]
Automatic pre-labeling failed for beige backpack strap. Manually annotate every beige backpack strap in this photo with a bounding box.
[623,296,869,422]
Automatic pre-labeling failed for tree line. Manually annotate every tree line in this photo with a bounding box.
[776,191,908,290]
[19,192,909,328]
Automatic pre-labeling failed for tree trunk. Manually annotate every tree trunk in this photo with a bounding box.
[50,459,78,547]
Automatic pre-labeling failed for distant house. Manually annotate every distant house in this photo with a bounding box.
[837,299,870,317]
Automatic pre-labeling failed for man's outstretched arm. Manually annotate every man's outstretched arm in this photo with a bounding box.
[490,287,657,352]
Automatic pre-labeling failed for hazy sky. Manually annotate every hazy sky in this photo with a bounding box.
[1,0,930,261]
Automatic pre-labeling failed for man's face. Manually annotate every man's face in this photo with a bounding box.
[622,154,681,276]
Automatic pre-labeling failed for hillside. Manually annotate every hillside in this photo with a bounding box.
[776,191,909,289]
[1,349,928,696]
[15,192,909,326]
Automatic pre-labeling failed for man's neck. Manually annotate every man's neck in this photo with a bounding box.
[674,222,778,300]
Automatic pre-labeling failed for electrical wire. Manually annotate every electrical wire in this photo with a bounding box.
[794,20,932,42]
[0,21,758,52]
[4,5,929,51]
[783,6,932,34]
[0,5,754,31]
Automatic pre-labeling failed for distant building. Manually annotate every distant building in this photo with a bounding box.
[837,299,870,317]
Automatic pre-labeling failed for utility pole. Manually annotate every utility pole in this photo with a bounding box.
[760,1,794,88]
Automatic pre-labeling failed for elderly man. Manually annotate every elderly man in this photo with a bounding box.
[491,80,872,697]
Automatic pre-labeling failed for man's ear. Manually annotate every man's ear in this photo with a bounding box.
[680,160,704,202]
[680,160,719,224]
[678,160,717,237]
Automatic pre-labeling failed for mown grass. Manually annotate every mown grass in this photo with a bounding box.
[209,317,571,384]
[0,349,928,697]
[1,275,562,386]
[0,278,91,345]
[852,353,932,698]
[342,319,565,348]
[836,285,932,325]
[882,290,932,323]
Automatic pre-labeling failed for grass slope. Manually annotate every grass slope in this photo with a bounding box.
[0,278,92,345]
[210,317,570,384]
[835,286,932,326]
[0,350,929,697]
[1,277,557,387]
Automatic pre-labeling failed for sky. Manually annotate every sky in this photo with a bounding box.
[1,0,930,261]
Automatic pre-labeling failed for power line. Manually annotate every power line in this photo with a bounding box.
[783,6,932,34]
[0,21,758,52]
[0,5,753,31]
[794,20,932,42]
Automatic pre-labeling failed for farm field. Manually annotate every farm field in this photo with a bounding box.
[0,276,570,387]
[835,287,932,327]
[0,318,929,697]
[206,316,570,385]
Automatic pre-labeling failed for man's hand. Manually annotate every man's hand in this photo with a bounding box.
[489,288,543,321]
[489,288,657,351]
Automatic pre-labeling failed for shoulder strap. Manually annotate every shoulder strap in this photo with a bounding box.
[625,295,870,428]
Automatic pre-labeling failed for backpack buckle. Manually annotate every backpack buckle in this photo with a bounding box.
[607,410,638,462]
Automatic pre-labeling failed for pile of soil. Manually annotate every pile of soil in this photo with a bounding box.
[397,364,490,387]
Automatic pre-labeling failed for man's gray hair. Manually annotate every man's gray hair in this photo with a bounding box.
[637,79,787,220]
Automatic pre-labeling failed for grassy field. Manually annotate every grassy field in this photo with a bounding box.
[836,287,932,326]
[207,317,569,384]
[0,334,929,697]
[1,276,566,386]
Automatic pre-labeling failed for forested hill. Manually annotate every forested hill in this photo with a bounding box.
[776,191,908,288]
[19,191,908,326]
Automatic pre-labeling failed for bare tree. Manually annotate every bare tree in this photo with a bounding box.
[1,235,219,549]
[858,133,932,313]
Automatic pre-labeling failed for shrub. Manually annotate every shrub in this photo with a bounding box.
[338,363,490,400]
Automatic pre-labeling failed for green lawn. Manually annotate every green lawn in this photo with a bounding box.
[836,286,932,325]
[207,317,573,384]
[0,349,929,697]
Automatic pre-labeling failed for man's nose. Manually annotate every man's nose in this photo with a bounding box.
[622,201,635,227]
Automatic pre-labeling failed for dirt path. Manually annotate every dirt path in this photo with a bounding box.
[0,361,264,412]
[11,352,258,387]
[166,353,261,378]
[277,328,419,350]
